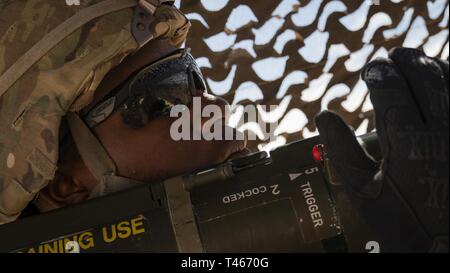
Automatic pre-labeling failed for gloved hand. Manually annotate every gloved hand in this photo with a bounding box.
[314,47,449,253]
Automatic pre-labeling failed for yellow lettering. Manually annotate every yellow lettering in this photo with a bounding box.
[44,241,59,253]
[58,239,65,253]
[102,225,117,243]
[117,221,132,239]
[79,232,95,249]
[131,216,145,235]
[63,238,72,253]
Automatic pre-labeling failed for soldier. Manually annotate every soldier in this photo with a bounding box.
[34,40,247,212]
[0,0,448,254]
[0,0,246,224]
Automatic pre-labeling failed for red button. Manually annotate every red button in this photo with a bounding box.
[312,144,323,162]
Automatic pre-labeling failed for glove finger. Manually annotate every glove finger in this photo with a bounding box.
[389,47,448,126]
[362,57,423,163]
[315,110,377,194]
[362,57,420,119]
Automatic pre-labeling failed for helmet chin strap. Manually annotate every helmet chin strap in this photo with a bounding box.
[66,112,143,199]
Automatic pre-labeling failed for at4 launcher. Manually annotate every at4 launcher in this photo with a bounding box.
[0,132,380,253]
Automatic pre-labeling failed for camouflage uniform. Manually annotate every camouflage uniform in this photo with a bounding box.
[0,0,190,224]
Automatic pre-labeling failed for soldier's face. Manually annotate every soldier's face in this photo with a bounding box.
[94,92,247,183]
[42,92,247,207]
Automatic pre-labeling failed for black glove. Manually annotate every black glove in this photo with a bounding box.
[315,47,449,253]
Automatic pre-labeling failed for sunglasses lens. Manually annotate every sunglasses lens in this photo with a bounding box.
[84,49,206,128]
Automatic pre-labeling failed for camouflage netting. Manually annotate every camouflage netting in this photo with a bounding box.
[179,0,449,151]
